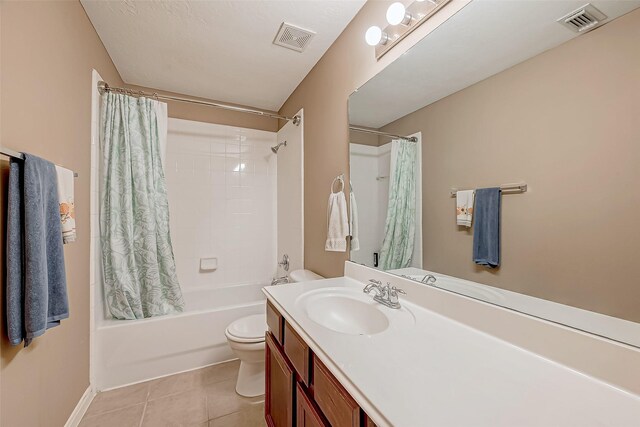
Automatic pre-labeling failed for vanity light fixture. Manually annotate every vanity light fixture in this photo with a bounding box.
[365,26,389,46]
[386,2,412,26]
[367,0,451,59]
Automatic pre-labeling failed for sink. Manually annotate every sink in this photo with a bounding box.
[295,287,410,335]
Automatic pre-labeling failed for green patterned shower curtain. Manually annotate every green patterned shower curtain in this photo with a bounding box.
[100,93,184,320]
[379,139,417,270]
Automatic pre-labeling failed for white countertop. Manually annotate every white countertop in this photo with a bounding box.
[264,277,640,427]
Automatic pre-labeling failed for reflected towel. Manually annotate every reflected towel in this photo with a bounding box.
[6,154,69,347]
[473,187,501,268]
[349,185,360,251]
[326,191,349,252]
[456,190,475,227]
[55,165,76,243]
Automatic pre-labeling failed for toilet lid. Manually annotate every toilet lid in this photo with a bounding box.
[226,314,267,342]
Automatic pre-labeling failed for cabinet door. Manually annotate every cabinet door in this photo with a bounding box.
[297,383,329,427]
[265,332,295,427]
[312,356,361,427]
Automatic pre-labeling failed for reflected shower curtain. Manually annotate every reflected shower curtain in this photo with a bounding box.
[379,139,417,270]
[100,93,184,319]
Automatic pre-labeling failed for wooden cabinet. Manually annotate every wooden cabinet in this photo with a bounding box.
[284,322,311,385]
[267,300,284,344]
[266,332,295,427]
[297,383,329,427]
[265,302,375,427]
[312,356,361,427]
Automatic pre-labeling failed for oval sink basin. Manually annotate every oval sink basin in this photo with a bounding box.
[295,288,402,335]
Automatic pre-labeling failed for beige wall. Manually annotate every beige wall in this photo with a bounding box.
[0,1,124,426]
[279,0,470,278]
[380,9,640,322]
[125,84,279,132]
[349,129,380,147]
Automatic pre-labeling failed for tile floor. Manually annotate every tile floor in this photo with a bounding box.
[80,360,266,427]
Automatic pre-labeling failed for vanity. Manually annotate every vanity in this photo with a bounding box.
[263,262,640,427]
[265,298,375,427]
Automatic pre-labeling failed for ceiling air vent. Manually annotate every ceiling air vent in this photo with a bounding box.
[273,22,315,53]
[557,4,607,33]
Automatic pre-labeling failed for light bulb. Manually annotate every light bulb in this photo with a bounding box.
[365,26,383,46]
[386,2,411,26]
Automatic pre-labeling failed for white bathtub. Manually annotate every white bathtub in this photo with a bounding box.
[94,283,266,391]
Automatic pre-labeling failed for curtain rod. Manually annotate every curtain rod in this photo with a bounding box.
[349,126,418,142]
[97,81,299,123]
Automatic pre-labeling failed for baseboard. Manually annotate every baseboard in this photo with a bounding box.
[64,386,96,427]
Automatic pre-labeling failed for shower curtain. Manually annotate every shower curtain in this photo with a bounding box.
[100,92,184,320]
[379,139,417,270]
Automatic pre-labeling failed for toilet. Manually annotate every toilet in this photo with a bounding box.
[225,269,324,397]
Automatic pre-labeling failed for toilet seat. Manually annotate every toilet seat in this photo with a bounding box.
[225,314,267,343]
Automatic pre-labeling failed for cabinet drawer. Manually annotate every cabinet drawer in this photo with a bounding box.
[297,383,330,427]
[284,322,310,385]
[266,300,284,344]
[312,356,361,427]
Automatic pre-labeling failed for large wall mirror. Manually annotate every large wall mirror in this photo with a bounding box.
[348,0,640,347]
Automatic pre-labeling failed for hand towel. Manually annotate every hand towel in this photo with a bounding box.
[456,190,475,227]
[7,154,69,347]
[349,185,360,252]
[473,187,501,268]
[325,191,349,252]
[55,165,76,243]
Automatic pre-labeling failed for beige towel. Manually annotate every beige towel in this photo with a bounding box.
[55,166,76,243]
[456,190,475,227]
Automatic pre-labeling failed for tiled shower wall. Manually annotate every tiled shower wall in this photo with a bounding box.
[165,118,277,291]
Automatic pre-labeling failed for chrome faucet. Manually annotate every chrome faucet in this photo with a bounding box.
[363,279,384,296]
[421,274,437,285]
[270,276,289,286]
[363,279,406,309]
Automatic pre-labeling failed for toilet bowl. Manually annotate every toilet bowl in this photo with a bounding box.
[225,269,323,397]
[225,314,267,397]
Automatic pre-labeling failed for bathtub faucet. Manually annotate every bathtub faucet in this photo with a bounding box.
[271,276,290,286]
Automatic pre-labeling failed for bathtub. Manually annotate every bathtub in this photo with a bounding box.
[94,282,266,391]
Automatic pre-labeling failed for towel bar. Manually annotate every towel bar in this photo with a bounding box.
[1,146,79,177]
[450,183,527,197]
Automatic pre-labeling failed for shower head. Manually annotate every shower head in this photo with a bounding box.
[271,141,287,154]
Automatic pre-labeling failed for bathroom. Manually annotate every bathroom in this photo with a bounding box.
[1,0,640,426]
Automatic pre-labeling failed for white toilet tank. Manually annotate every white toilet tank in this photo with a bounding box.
[289,269,324,283]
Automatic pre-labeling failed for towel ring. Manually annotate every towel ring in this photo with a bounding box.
[331,175,344,194]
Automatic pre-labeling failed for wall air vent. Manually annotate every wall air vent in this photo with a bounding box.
[273,22,315,53]
[557,4,607,33]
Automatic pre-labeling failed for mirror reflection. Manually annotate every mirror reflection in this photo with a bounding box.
[349,0,640,346]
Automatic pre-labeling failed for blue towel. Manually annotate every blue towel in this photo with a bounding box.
[6,154,69,347]
[473,187,501,268]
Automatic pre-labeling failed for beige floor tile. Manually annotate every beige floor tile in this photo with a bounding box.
[148,360,239,400]
[209,403,266,427]
[205,378,264,420]
[85,382,149,417]
[200,360,240,385]
[142,389,208,427]
[79,404,145,427]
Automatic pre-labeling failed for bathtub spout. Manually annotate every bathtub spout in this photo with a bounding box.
[270,276,290,286]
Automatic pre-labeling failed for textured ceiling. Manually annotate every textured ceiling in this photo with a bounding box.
[82,0,366,111]
[350,0,640,128]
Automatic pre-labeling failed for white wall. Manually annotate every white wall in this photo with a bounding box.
[165,118,277,291]
[349,136,422,269]
[349,143,383,266]
[276,110,304,278]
